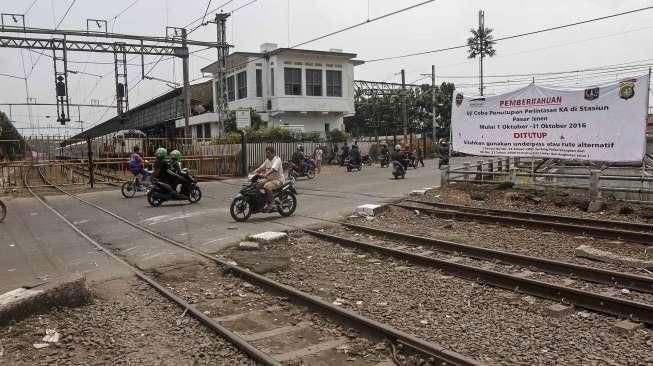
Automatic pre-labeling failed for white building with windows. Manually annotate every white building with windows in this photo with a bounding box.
[201,43,364,137]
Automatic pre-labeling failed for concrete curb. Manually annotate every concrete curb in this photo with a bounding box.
[0,273,93,325]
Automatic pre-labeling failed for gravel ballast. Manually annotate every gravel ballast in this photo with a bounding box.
[255,232,653,365]
[0,277,251,366]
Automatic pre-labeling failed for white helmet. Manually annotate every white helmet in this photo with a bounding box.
[395,144,402,151]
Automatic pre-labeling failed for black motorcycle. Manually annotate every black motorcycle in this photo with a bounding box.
[147,168,202,207]
[345,157,362,172]
[361,155,373,166]
[392,160,406,179]
[286,159,316,179]
[230,175,298,222]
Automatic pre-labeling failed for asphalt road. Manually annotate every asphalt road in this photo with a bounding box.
[0,159,445,293]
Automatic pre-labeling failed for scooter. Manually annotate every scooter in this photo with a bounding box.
[345,157,362,172]
[147,168,202,207]
[392,160,406,179]
[230,175,298,222]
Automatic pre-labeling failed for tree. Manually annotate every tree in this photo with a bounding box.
[466,10,496,96]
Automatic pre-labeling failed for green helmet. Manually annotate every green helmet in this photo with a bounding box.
[155,147,167,158]
[170,150,181,161]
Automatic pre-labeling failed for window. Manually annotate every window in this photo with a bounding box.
[305,69,322,96]
[227,75,235,102]
[204,123,212,138]
[324,123,330,135]
[237,71,247,99]
[284,67,302,96]
[256,69,262,97]
[271,69,275,96]
[196,125,203,138]
[326,70,342,97]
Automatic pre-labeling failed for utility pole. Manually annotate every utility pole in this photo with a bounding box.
[401,69,407,142]
[478,10,484,96]
[431,65,436,146]
[181,28,191,138]
[214,12,230,136]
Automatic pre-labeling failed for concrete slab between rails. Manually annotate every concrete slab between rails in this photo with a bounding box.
[409,186,439,196]
[574,245,653,269]
[0,273,92,326]
[248,231,288,246]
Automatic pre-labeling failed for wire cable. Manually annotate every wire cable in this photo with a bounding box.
[364,5,653,63]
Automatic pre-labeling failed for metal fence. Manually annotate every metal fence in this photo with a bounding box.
[442,157,653,202]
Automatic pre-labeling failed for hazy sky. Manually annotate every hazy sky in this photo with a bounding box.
[0,0,651,135]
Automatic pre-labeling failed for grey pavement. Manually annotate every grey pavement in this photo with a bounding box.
[0,158,447,294]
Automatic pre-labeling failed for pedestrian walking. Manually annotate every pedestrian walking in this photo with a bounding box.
[416,146,425,167]
[313,145,323,174]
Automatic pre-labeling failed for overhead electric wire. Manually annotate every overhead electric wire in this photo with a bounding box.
[364,5,653,63]
[111,0,141,22]
[24,0,39,14]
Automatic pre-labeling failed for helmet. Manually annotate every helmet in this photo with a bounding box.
[395,144,402,151]
[155,147,167,158]
[297,145,304,152]
[170,150,181,161]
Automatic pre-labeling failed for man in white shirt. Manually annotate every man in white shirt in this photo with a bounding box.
[254,146,285,212]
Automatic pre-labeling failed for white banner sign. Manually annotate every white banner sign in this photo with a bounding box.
[451,74,650,162]
[236,109,251,130]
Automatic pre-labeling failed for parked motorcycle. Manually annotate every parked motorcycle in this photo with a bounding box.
[361,155,373,166]
[147,168,202,206]
[286,159,316,179]
[392,161,406,179]
[230,175,298,222]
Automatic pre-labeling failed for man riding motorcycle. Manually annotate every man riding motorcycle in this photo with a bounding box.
[169,149,192,195]
[253,146,285,212]
[391,144,406,169]
[291,145,307,175]
[349,144,361,166]
[152,147,186,197]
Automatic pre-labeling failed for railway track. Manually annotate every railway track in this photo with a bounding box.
[303,225,653,325]
[396,200,653,244]
[24,164,482,366]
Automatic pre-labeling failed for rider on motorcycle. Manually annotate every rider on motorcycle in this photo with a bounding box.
[391,144,407,169]
[291,145,307,174]
[128,146,148,182]
[169,150,191,195]
[152,148,185,196]
[254,146,285,212]
[349,144,361,165]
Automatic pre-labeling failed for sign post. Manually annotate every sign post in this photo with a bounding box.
[236,109,251,130]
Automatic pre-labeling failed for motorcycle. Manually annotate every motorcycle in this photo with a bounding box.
[361,155,373,166]
[230,175,298,222]
[345,157,362,172]
[286,159,316,179]
[147,168,202,207]
[392,160,406,179]
[0,199,6,223]
[122,169,153,198]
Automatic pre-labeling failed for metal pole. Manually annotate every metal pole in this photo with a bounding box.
[431,64,436,149]
[401,69,407,142]
[86,138,94,188]
[478,10,484,96]
[181,28,191,138]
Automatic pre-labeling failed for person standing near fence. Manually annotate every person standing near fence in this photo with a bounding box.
[313,145,323,174]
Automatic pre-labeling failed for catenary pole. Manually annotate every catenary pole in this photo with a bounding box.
[401,69,407,142]
[431,64,436,149]
[181,28,191,137]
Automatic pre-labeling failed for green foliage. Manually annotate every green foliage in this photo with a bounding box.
[328,129,350,142]
[466,26,496,59]
[346,82,455,140]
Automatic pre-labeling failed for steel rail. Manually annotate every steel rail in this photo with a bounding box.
[395,202,653,244]
[37,172,482,366]
[303,229,653,325]
[405,199,653,232]
[25,167,282,366]
[337,222,653,294]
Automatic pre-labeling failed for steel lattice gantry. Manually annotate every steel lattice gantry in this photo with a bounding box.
[353,80,421,97]
[0,35,184,56]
